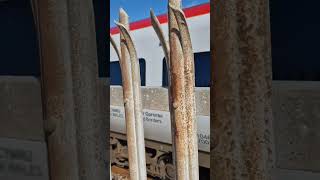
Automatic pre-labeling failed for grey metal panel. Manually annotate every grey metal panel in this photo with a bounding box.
[0,76,44,141]
[273,168,320,180]
[0,137,49,180]
[272,81,320,172]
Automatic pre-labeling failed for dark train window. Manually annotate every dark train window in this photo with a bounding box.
[93,0,108,77]
[162,52,211,87]
[0,0,40,76]
[0,0,108,77]
[110,58,146,86]
[270,0,320,81]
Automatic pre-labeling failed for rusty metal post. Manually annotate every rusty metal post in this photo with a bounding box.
[150,10,177,176]
[34,0,108,179]
[111,8,146,180]
[121,24,148,180]
[210,0,274,179]
[110,33,140,180]
[209,2,214,179]
[150,9,178,178]
[166,0,199,179]
[116,12,148,179]
[151,5,199,179]
[33,0,80,179]
[168,1,189,178]
[170,6,199,179]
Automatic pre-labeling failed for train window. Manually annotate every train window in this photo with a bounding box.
[0,0,40,76]
[110,58,146,86]
[271,0,320,81]
[162,52,211,87]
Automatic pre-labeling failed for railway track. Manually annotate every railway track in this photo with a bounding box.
[111,166,153,180]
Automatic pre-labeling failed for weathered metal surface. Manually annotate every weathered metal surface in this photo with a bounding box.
[171,6,199,179]
[150,10,178,180]
[167,0,199,179]
[35,1,80,179]
[67,0,107,179]
[97,78,110,179]
[211,0,274,179]
[272,81,320,172]
[111,9,141,180]
[35,0,108,179]
[168,0,189,178]
[115,19,148,180]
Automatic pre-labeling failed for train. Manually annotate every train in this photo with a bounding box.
[110,3,210,87]
[110,3,210,179]
[110,2,320,179]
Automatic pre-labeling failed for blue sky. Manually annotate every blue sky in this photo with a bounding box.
[110,0,209,28]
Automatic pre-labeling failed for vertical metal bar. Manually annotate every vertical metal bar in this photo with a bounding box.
[35,0,107,179]
[168,0,190,179]
[150,9,170,64]
[35,0,80,179]
[150,7,175,164]
[210,1,215,179]
[170,6,199,179]
[117,9,140,180]
[150,10,177,176]
[211,0,274,179]
[66,0,107,179]
[116,19,148,180]
[150,8,178,172]
[127,26,148,180]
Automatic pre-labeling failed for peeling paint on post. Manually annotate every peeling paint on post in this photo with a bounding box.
[210,0,274,179]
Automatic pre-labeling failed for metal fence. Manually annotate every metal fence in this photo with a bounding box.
[110,0,200,179]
